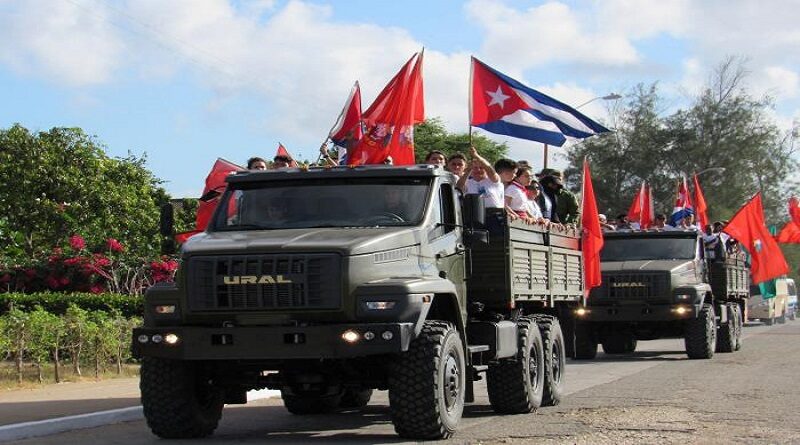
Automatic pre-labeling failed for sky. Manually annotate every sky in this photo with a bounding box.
[1,0,798,197]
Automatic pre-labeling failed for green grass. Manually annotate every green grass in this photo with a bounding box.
[0,360,139,391]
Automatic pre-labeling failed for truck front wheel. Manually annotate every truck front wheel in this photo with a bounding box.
[685,303,716,359]
[573,323,598,359]
[140,357,224,439]
[486,316,544,414]
[388,321,465,440]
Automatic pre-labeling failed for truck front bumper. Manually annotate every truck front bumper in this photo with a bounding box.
[577,303,700,322]
[132,323,414,360]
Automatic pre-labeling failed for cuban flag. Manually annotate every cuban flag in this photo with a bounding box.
[669,176,694,226]
[470,57,610,146]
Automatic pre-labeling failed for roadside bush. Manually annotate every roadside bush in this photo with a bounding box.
[0,304,141,384]
[0,292,143,318]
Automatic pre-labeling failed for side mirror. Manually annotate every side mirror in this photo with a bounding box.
[159,203,175,237]
[159,203,176,255]
[462,194,485,229]
[464,228,489,247]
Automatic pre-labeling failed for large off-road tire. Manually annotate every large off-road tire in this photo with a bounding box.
[715,304,736,353]
[281,392,342,414]
[388,321,465,440]
[685,303,716,359]
[573,322,598,360]
[536,315,566,407]
[764,316,775,326]
[140,357,224,439]
[339,388,373,409]
[733,303,743,351]
[601,333,637,355]
[777,312,787,324]
[486,316,545,414]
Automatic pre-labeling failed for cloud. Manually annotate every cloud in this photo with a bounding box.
[0,0,123,86]
[465,0,641,71]
[759,66,799,100]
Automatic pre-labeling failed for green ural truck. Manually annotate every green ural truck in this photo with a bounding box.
[133,165,585,440]
[574,230,749,360]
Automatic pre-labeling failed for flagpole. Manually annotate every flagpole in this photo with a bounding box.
[543,143,549,169]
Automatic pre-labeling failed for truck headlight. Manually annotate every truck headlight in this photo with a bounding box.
[674,294,692,300]
[575,307,590,317]
[164,333,180,345]
[365,301,396,310]
[341,330,360,343]
[154,305,176,314]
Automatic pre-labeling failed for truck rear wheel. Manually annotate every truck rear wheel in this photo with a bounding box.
[573,323,598,359]
[601,333,637,354]
[339,388,373,409]
[140,357,224,439]
[536,316,565,407]
[685,303,716,359]
[388,321,465,440]
[716,304,736,353]
[486,316,544,414]
[281,392,342,414]
[733,304,743,351]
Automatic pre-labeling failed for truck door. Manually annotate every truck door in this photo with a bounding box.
[428,182,466,296]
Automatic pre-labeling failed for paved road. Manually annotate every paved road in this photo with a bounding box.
[6,321,800,444]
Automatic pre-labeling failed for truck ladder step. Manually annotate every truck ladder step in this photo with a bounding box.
[468,345,490,353]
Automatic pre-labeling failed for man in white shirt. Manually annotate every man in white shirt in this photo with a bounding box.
[457,146,504,208]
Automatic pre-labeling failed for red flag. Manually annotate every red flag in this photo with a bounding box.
[175,158,244,243]
[347,52,424,165]
[275,143,298,168]
[641,183,654,229]
[626,183,643,223]
[776,197,800,244]
[329,81,363,147]
[790,197,800,225]
[693,173,709,229]
[722,193,789,284]
[581,159,604,291]
[776,222,800,243]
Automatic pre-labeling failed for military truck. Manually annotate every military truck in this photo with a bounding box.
[133,165,585,440]
[573,230,749,360]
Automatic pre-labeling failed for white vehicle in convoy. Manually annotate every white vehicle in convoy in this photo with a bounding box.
[786,278,797,321]
[747,278,791,325]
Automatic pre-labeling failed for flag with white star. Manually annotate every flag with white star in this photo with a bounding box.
[469,57,609,146]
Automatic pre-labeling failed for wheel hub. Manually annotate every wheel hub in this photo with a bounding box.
[443,353,461,410]
[528,344,540,390]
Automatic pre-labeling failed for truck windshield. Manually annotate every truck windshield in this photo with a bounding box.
[212,177,431,230]
[600,237,697,261]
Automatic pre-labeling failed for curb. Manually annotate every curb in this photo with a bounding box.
[0,389,281,442]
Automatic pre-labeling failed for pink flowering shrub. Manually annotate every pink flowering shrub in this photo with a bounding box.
[0,236,179,295]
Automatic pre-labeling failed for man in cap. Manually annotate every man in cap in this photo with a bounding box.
[537,168,579,224]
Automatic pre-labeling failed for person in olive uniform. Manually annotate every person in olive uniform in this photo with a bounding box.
[537,168,580,224]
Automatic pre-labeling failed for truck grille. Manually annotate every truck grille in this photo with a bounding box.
[592,273,670,300]
[187,254,341,311]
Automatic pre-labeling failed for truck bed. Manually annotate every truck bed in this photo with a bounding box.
[468,210,583,309]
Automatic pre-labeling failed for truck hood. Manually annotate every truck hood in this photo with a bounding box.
[601,259,693,273]
[181,227,420,256]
